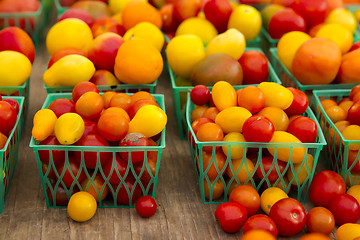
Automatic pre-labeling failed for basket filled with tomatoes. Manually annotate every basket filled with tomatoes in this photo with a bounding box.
[29,83,166,208]
[0,26,37,120]
[167,42,281,140]
[44,2,167,94]
[186,81,326,204]
[312,85,360,187]
[0,96,24,213]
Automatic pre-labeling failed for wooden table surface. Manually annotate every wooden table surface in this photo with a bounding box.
[0,6,341,240]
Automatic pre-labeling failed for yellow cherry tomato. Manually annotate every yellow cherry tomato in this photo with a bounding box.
[222,132,247,159]
[54,113,85,145]
[32,109,57,141]
[67,191,97,222]
[257,82,293,110]
[212,81,237,111]
[260,187,288,215]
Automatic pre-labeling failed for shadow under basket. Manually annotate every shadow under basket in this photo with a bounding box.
[29,93,166,208]
[0,96,25,213]
[186,95,326,204]
[312,89,360,187]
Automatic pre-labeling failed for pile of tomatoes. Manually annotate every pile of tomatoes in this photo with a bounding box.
[0,96,20,149]
[318,84,360,185]
[215,170,360,239]
[188,81,321,201]
[34,82,166,207]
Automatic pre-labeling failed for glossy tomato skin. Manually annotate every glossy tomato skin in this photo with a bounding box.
[243,214,277,237]
[3,98,19,114]
[0,101,17,136]
[242,115,274,142]
[328,194,360,226]
[135,195,157,218]
[269,198,307,237]
[203,0,232,33]
[72,82,99,103]
[287,116,317,143]
[190,85,210,106]
[82,119,98,136]
[238,50,269,85]
[229,185,260,216]
[191,117,214,135]
[309,170,346,208]
[285,87,309,115]
[306,207,335,235]
[256,156,286,182]
[215,202,248,233]
[347,102,360,125]
[48,98,75,118]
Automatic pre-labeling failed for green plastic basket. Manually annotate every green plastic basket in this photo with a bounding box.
[0,79,30,121]
[44,79,158,94]
[168,47,282,140]
[270,48,358,98]
[54,0,69,17]
[345,4,360,42]
[312,89,360,187]
[186,95,326,204]
[0,96,25,213]
[0,0,49,48]
[29,93,166,208]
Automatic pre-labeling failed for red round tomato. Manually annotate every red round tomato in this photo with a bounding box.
[256,156,286,182]
[102,155,127,185]
[112,176,142,205]
[229,185,260,216]
[243,214,277,237]
[347,101,360,125]
[215,202,248,233]
[191,117,214,135]
[285,87,309,115]
[203,0,232,33]
[190,85,210,106]
[135,195,157,218]
[238,50,269,85]
[55,156,86,188]
[0,101,17,136]
[72,82,99,103]
[242,115,275,143]
[350,84,360,100]
[328,193,360,225]
[287,116,317,143]
[309,170,346,208]
[269,198,307,237]
[38,136,65,165]
[119,133,156,164]
[290,0,328,27]
[306,207,335,235]
[74,134,112,169]
[83,119,98,136]
[3,98,19,114]
[48,98,75,118]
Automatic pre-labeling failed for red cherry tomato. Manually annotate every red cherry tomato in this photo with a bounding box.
[347,101,360,125]
[238,50,269,85]
[0,101,17,136]
[287,116,318,143]
[350,84,360,100]
[3,98,19,114]
[269,198,307,237]
[285,87,309,115]
[215,202,248,233]
[38,136,65,165]
[48,98,75,118]
[55,156,86,188]
[243,214,277,237]
[242,115,275,142]
[135,195,157,218]
[256,156,286,182]
[328,193,360,225]
[72,82,99,102]
[309,170,346,208]
[190,85,210,106]
[306,207,335,235]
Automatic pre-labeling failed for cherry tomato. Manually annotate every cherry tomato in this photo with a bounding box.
[347,150,360,173]
[306,207,335,235]
[0,101,17,136]
[328,193,360,226]
[269,198,307,237]
[215,202,248,233]
[204,179,224,200]
[350,84,360,100]
[196,122,223,152]
[199,150,226,181]
[112,176,142,205]
[190,106,208,122]
[72,82,99,102]
[102,155,127,185]
[191,117,214,135]
[260,187,289,215]
[287,116,318,143]
[135,195,157,218]
[258,107,289,131]
[56,156,86,188]
[347,101,360,125]
[242,115,275,143]
[238,50,269,85]
[3,98,19,114]
[229,185,260,216]
[97,112,129,142]
[256,156,286,182]
[190,85,210,106]
[80,174,109,202]
[202,107,219,121]
[237,86,265,114]
[48,98,75,118]
[38,136,65,165]
[243,214,277,237]
[285,87,309,115]
[309,170,346,208]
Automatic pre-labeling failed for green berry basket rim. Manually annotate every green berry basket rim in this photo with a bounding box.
[312,88,360,145]
[186,94,327,148]
[270,48,359,91]
[0,96,24,152]
[29,93,166,150]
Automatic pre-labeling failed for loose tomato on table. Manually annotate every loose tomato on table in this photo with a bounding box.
[215,202,248,233]
[243,214,277,237]
[229,185,260,216]
[328,193,360,226]
[306,207,335,235]
[260,187,288,215]
[269,198,306,237]
[135,195,157,218]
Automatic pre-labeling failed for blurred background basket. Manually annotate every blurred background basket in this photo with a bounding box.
[312,89,360,187]
[54,0,69,17]
[186,95,326,204]
[0,96,24,213]
[168,47,282,140]
[269,48,358,98]
[29,93,166,208]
